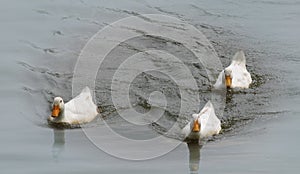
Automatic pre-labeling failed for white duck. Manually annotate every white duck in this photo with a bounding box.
[182,101,221,140]
[48,87,99,127]
[214,50,252,89]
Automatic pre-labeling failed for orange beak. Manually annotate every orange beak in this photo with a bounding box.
[192,119,200,132]
[52,105,60,117]
[225,74,232,88]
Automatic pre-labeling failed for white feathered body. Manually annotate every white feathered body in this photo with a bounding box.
[214,51,252,89]
[48,87,98,126]
[182,101,221,140]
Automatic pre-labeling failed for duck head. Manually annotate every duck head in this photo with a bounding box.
[224,69,232,88]
[192,114,201,132]
[51,97,65,118]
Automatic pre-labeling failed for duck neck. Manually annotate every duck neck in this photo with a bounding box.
[55,107,65,121]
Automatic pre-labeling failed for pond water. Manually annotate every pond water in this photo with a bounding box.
[1,0,299,173]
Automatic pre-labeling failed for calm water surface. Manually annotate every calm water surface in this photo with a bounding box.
[1,0,299,173]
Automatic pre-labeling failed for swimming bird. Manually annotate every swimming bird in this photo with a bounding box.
[182,101,221,140]
[214,50,252,89]
[48,87,99,127]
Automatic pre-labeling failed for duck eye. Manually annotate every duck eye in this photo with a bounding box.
[60,100,62,103]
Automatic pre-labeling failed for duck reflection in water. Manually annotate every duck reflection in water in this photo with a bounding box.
[52,129,65,161]
[187,142,202,174]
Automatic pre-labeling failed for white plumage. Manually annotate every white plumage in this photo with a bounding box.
[214,51,252,89]
[48,87,99,127]
[182,101,221,140]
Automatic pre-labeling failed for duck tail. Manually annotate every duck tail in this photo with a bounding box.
[232,50,246,65]
[204,100,213,110]
[81,86,92,94]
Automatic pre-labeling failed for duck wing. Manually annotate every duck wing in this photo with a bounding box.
[64,87,98,124]
[199,101,221,137]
